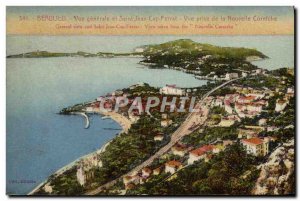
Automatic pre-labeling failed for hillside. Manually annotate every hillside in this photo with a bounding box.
[139,39,267,77]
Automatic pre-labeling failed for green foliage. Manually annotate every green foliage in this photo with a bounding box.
[143,39,266,60]
[210,106,226,116]
[211,87,236,96]
[128,144,258,195]
[182,126,237,146]
[45,167,85,195]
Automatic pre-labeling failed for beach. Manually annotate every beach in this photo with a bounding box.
[28,110,132,195]
[95,109,132,133]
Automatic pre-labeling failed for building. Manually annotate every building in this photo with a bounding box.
[160,84,186,96]
[224,100,233,114]
[214,96,224,107]
[225,73,239,80]
[188,145,214,165]
[161,119,173,127]
[238,128,257,139]
[76,165,95,186]
[171,144,187,157]
[86,106,94,112]
[242,72,248,77]
[275,99,288,112]
[237,96,257,104]
[287,87,294,94]
[223,140,233,147]
[165,160,182,174]
[43,183,53,194]
[258,118,267,126]
[218,117,235,127]
[153,167,161,175]
[161,113,168,119]
[141,167,152,178]
[241,137,269,157]
[254,68,263,74]
[154,134,164,141]
[212,144,224,153]
[123,175,140,186]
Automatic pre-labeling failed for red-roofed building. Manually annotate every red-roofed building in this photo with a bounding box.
[188,145,214,165]
[241,137,269,156]
[165,160,182,174]
[237,96,257,104]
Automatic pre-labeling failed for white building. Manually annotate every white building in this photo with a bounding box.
[188,145,214,165]
[287,87,294,94]
[76,165,94,186]
[218,118,235,127]
[241,137,269,157]
[43,183,53,194]
[154,134,164,141]
[161,119,173,127]
[242,72,248,77]
[275,99,288,112]
[165,160,182,174]
[225,73,239,80]
[160,85,185,96]
[258,118,267,126]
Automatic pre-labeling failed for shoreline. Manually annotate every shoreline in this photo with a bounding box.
[28,110,132,195]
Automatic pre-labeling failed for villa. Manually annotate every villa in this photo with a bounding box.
[188,145,214,165]
[241,137,269,157]
[225,73,239,80]
[160,84,186,96]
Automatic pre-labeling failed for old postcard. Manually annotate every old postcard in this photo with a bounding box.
[6,6,295,196]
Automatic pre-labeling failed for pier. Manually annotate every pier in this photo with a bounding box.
[72,112,90,129]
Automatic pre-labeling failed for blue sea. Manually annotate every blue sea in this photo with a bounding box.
[6,35,294,194]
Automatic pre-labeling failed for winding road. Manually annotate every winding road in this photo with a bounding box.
[84,77,242,195]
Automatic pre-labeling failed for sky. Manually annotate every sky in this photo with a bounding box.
[6,6,294,35]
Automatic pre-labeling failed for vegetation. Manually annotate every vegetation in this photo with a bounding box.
[182,126,238,147]
[140,39,266,77]
[128,144,259,195]
[142,39,267,60]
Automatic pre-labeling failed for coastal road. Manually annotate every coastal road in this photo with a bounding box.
[84,77,242,195]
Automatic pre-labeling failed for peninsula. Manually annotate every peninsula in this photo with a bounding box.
[24,40,294,196]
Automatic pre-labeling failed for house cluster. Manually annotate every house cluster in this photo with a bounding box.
[195,72,240,81]
[212,87,270,119]
[122,139,234,190]
[274,87,294,113]
[76,154,102,186]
